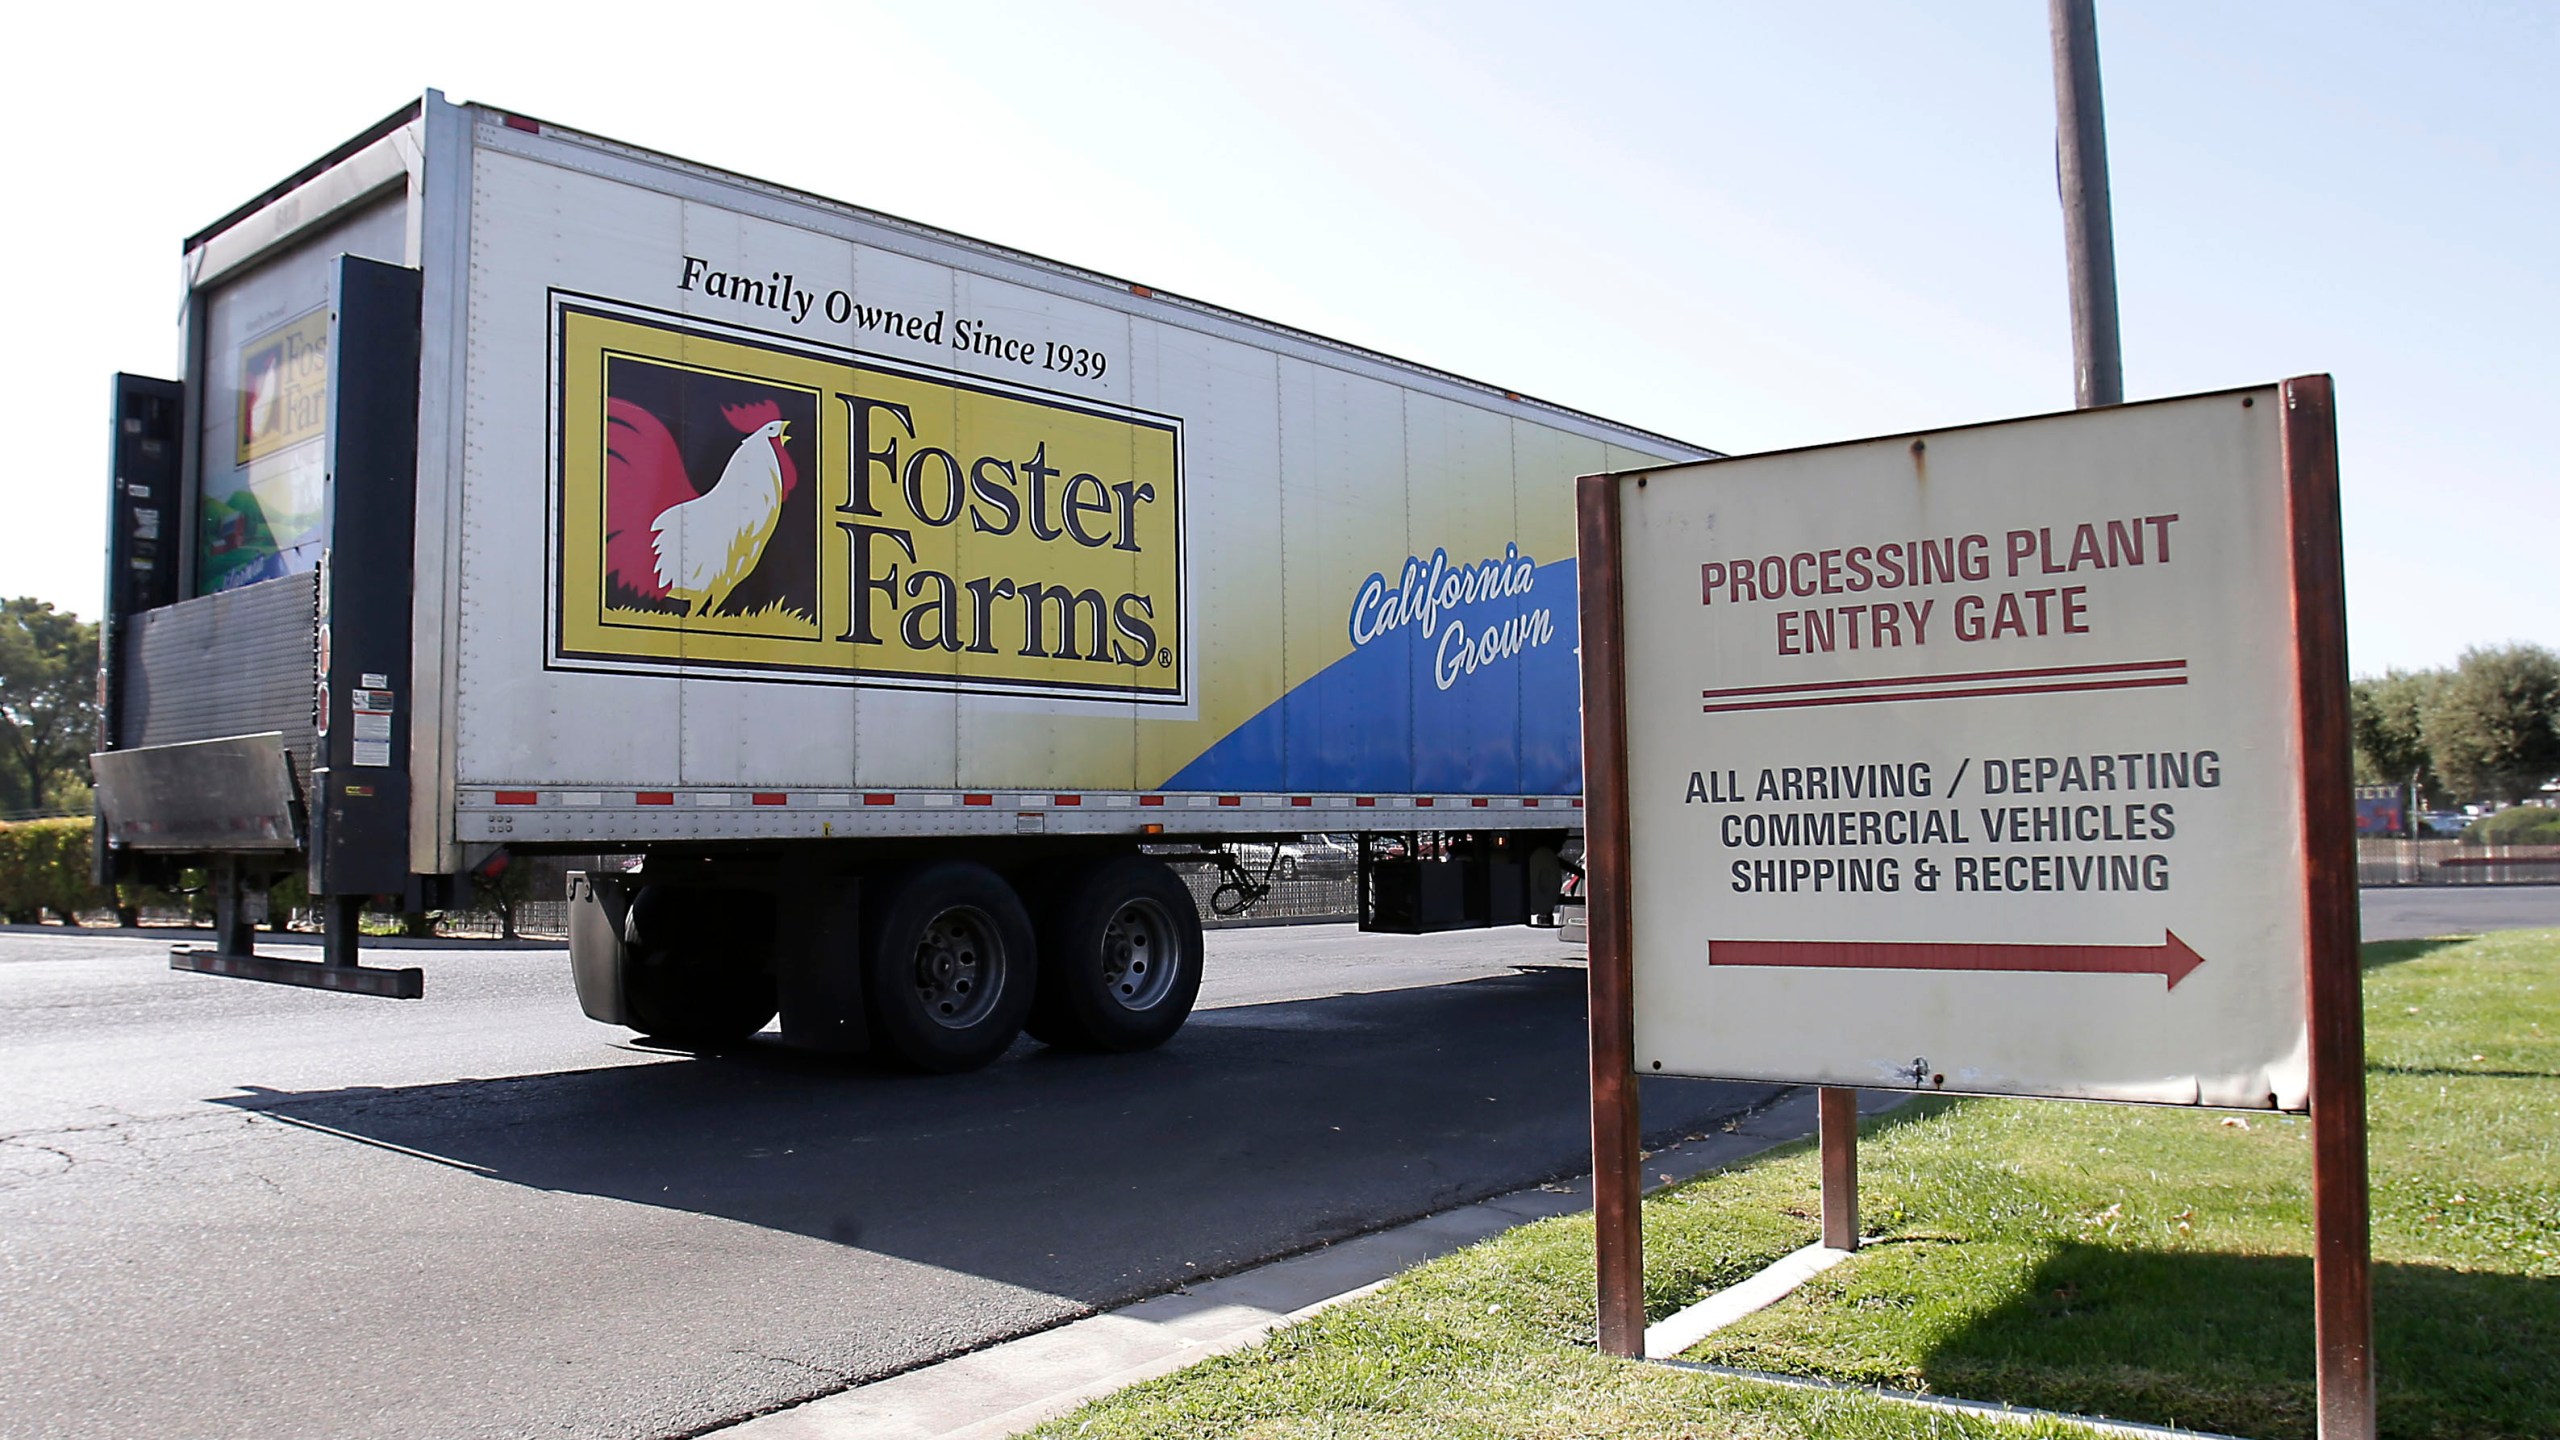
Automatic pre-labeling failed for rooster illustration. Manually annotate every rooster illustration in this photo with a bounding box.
[241,350,282,447]
[605,397,801,617]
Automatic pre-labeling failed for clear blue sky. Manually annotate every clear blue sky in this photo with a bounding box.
[5,1,2549,675]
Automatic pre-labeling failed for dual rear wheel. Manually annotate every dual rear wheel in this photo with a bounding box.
[1023,855,1204,1055]
[625,856,1203,1071]
[862,856,1204,1069]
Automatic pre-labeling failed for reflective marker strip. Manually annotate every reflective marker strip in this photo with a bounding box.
[471,789,1583,811]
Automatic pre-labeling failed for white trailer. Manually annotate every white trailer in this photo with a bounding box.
[92,91,1710,1069]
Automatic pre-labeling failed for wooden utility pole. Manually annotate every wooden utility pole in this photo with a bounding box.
[2050,0,2124,408]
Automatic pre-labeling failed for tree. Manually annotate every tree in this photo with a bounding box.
[2424,644,2560,805]
[0,599,100,816]
[2350,668,2447,805]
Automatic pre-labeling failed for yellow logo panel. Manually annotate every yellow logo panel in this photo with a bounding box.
[236,307,329,464]
[551,297,1186,702]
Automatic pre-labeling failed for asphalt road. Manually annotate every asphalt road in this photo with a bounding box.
[0,922,1777,1440]
[5,886,2546,1440]
[2355,883,2560,941]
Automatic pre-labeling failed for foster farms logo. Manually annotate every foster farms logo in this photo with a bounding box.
[551,297,1186,702]
[236,308,330,464]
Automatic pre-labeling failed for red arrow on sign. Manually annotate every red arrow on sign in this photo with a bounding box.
[1710,933,2207,989]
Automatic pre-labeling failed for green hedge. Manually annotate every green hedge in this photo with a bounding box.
[0,817,106,923]
[2462,805,2560,846]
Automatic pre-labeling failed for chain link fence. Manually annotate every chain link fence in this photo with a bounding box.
[1170,844,1361,927]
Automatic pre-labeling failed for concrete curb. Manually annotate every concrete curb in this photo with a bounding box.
[716,1085,1876,1439]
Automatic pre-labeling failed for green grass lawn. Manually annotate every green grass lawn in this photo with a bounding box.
[1033,929,2558,1440]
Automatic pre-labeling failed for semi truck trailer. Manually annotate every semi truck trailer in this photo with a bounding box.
[92,91,1711,1071]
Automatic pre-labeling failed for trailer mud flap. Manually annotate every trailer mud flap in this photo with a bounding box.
[777,880,866,1053]
[567,871,635,1025]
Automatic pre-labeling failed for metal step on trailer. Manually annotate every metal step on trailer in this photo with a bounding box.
[171,945,423,999]
[168,888,426,997]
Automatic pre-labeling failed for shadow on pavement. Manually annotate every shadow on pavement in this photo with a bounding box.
[215,963,1783,1309]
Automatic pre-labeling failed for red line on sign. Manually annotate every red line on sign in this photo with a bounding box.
[1700,658,2186,702]
[1702,673,2186,714]
[1711,933,2206,989]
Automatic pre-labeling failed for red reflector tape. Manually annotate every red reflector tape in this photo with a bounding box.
[752,793,787,806]
[1053,794,1082,806]
[635,792,674,806]
[1573,799,1584,808]
[495,790,537,806]
[1291,796,1312,807]
[964,794,993,806]
[1417,797,1436,808]
[1525,798,1541,808]
[864,793,896,806]
[1471,798,1490,808]
[1356,797,1376,808]
[1217,795,1240,807]
[502,114,540,133]
[1140,795,1165,807]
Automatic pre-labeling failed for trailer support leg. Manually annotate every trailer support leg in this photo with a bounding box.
[324,894,365,969]
[171,885,425,999]
[211,857,255,958]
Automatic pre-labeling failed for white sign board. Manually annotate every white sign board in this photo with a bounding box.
[1612,386,2316,1108]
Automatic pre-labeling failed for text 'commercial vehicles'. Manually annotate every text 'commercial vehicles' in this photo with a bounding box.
[94,92,1708,1069]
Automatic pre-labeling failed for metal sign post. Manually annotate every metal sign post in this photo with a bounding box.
[1578,377,2370,1437]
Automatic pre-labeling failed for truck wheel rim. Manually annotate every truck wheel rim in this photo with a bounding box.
[1099,897,1181,1012]
[914,906,1003,1029]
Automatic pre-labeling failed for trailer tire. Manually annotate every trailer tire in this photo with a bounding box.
[1025,856,1203,1052]
[861,862,1036,1073]
[623,884,778,1048]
